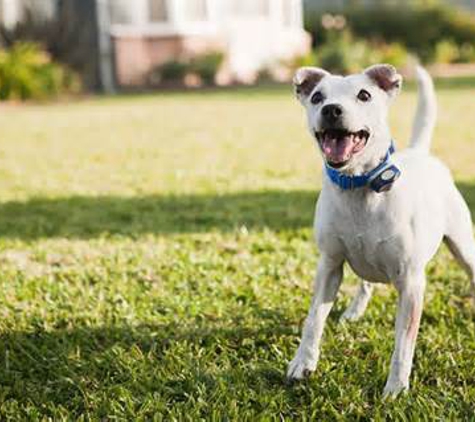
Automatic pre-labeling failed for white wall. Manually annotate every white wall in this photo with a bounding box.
[213,0,309,81]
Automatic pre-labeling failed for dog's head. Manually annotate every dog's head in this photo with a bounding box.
[294,64,402,171]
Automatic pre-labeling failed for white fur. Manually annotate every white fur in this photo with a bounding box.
[409,66,437,152]
[287,65,475,397]
[339,281,374,322]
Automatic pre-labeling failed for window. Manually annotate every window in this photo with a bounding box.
[231,0,269,17]
[183,0,207,22]
[283,0,294,27]
[149,0,168,22]
[109,0,134,25]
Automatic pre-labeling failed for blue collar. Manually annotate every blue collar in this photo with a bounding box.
[325,142,397,192]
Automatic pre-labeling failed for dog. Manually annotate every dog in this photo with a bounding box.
[286,64,475,397]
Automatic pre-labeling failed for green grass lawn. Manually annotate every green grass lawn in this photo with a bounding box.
[0,82,474,420]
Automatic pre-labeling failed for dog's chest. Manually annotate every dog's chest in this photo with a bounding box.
[319,193,410,283]
[340,227,406,283]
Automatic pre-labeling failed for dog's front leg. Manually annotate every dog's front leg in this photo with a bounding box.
[383,272,426,397]
[287,255,343,380]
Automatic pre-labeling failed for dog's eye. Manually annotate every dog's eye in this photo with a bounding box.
[311,91,324,105]
[357,89,371,102]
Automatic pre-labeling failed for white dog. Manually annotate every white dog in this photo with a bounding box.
[286,64,475,397]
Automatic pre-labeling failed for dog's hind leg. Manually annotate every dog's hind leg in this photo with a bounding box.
[340,280,374,322]
[444,188,475,298]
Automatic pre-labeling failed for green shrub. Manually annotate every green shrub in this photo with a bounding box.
[457,43,475,63]
[158,60,189,82]
[295,52,318,68]
[190,52,224,85]
[0,3,95,90]
[154,52,224,85]
[377,42,410,68]
[314,31,409,74]
[255,67,274,84]
[316,39,351,74]
[0,42,80,100]
[435,40,460,64]
[306,4,475,64]
[285,51,318,72]
[434,39,475,64]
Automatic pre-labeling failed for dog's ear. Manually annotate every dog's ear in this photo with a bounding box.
[293,67,329,103]
[364,64,402,98]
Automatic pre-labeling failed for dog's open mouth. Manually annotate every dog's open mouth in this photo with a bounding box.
[315,129,370,168]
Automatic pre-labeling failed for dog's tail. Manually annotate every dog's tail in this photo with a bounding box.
[408,66,437,153]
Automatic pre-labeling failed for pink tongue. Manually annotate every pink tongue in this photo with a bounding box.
[322,135,354,163]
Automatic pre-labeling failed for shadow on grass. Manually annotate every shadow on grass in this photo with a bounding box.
[0,190,318,239]
[458,182,475,213]
[1,182,475,240]
[0,309,297,415]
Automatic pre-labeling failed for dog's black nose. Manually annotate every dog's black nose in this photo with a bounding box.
[321,104,343,123]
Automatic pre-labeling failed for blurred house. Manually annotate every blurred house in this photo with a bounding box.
[110,0,310,86]
[0,0,310,91]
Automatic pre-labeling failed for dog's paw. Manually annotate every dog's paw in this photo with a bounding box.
[382,380,409,399]
[339,308,363,323]
[286,352,318,381]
